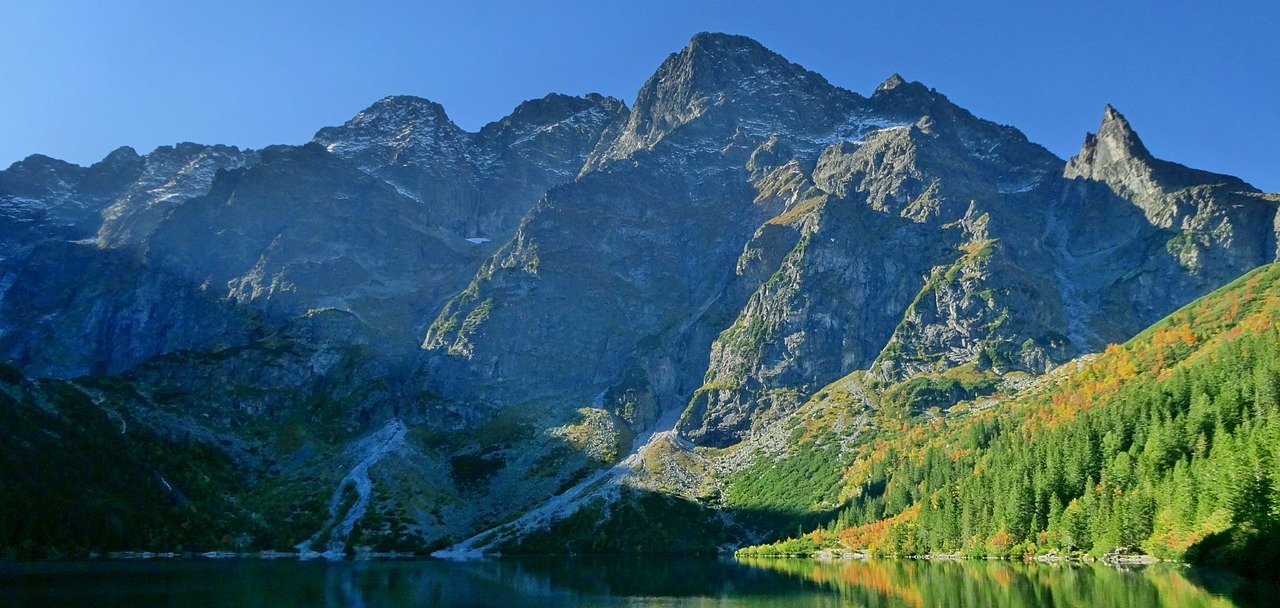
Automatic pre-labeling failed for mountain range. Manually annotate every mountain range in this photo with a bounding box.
[1,33,1276,563]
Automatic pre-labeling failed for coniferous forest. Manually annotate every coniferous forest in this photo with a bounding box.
[741,264,1280,580]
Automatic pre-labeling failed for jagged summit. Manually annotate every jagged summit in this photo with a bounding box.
[637,31,837,107]
[366,94,453,117]
[1089,104,1152,162]
[98,146,142,165]
[3,153,77,173]
[505,92,620,117]
[687,31,763,50]
[867,72,949,117]
[586,32,859,165]
[1066,104,1253,194]
[871,72,934,98]
[309,99,484,232]
[335,95,460,136]
[312,95,468,166]
[679,31,838,91]
[1065,104,1159,183]
[684,31,779,61]
[875,73,908,92]
[307,89,623,242]
[479,92,625,137]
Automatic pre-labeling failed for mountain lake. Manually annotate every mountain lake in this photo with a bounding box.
[0,555,1269,607]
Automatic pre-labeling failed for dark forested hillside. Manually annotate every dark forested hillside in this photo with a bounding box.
[741,264,1280,578]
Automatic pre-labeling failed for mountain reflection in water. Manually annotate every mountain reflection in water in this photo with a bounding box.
[0,556,1263,607]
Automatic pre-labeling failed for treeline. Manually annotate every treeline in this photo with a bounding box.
[742,265,1280,579]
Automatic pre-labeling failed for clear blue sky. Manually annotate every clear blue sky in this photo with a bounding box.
[2,1,1277,190]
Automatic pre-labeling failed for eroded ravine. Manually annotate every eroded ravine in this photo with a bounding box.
[298,419,407,558]
[434,408,685,558]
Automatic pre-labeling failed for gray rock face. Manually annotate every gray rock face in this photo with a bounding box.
[586,32,862,169]
[423,35,1277,449]
[681,194,938,444]
[124,308,405,429]
[0,147,143,254]
[873,211,1072,381]
[0,240,257,377]
[313,96,480,229]
[1274,198,1280,260]
[142,143,477,340]
[0,91,624,378]
[0,143,262,376]
[422,33,878,421]
[1056,105,1276,346]
[98,143,257,247]
[475,93,627,233]
[1,143,258,255]
[315,93,625,241]
[679,85,1072,444]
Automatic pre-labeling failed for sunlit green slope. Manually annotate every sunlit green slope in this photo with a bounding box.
[742,263,1280,579]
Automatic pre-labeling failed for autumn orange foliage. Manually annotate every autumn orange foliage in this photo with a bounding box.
[838,504,920,551]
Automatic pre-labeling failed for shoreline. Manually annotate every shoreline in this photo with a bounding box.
[759,548,1175,568]
[3,548,1173,566]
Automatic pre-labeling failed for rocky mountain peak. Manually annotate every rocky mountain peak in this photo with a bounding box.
[4,153,76,174]
[868,73,949,119]
[361,95,454,124]
[479,92,624,141]
[97,146,143,167]
[658,31,837,103]
[875,73,908,92]
[1094,104,1152,160]
[312,95,470,169]
[589,32,858,166]
[509,92,618,120]
[1064,104,1152,184]
[685,31,771,58]
[1065,105,1253,197]
[370,94,449,119]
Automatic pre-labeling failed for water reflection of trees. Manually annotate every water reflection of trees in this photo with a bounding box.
[737,557,1243,608]
[305,557,836,606]
[1,558,1255,607]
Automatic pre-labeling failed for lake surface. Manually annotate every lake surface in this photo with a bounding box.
[0,555,1265,607]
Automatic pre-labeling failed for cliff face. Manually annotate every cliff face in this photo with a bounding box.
[314,93,626,241]
[0,92,623,377]
[1057,105,1277,345]
[420,37,1275,449]
[673,97,1276,447]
